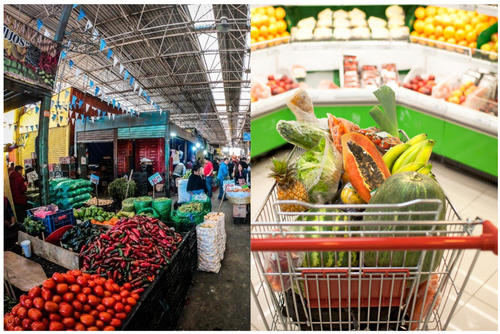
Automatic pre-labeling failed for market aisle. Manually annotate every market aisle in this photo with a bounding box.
[250,148,498,331]
[177,197,250,330]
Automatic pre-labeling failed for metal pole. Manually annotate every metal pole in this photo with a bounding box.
[38,4,73,205]
[38,97,51,205]
[164,110,170,197]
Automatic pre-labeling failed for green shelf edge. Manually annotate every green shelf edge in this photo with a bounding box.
[251,105,498,177]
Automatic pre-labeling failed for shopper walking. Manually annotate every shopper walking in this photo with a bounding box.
[234,162,248,185]
[187,163,207,197]
[203,158,214,198]
[9,165,28,222]
[217,158,229,200]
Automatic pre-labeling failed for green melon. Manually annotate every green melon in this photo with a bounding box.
[298,209,358,268]
[363,172,446,278]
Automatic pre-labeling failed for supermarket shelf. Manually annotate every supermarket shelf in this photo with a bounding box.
[252,40,498,76]
[441,4,498,17]
[252,87,498,137]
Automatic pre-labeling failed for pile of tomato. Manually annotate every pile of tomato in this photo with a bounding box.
[4,270,143,331]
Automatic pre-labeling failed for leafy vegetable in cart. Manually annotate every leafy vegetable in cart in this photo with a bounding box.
[296,137,342,204]
[369,85,399,137]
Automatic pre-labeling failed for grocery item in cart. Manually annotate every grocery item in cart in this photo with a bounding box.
[298,209,359,267]
[269,158,309,212]
[364,172,446,280]
[341,132,391,203]
[410,274,442,330]
[263,232,305,292]
[296,137,342,204]
[276,120,329,150]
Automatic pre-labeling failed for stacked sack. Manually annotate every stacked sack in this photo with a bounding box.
[49,178,92,209]
[196,212,226,273]
[206,212,226,259]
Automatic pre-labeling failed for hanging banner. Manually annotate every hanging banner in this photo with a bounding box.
[4,13,61,91]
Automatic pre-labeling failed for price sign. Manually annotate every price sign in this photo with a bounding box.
[90,174,100,185]
[27,171,38,182]
[148,172,163,186]
[243,132,251,141]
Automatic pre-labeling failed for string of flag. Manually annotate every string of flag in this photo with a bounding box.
[51,5,165,119]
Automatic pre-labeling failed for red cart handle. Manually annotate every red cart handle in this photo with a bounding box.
[251,220,498,255]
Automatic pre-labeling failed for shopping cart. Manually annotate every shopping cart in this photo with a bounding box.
[251,149,497,331]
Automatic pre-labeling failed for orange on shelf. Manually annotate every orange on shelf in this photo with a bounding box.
[251,26,259,39]
[275,7,286,20]
[434,25,444,37]
[468,41,477,49]
[455,29,466,41]
[265,6,275,17]
[414,20,425,33]
[425,6,437,17]
[424,23,435,36]
[443,26,455,39]
[259,25,269,38]
[276,20,287,34]
[415,7,426,20]
[268,23,278,36]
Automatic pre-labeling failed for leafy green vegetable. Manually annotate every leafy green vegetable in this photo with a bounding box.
[296,138,342,204]
[108,178,136,202]
[369,85,399,137]
[23,217,45,236]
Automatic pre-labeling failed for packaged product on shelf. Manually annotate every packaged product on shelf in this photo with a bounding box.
[343,55,360,88]
[381,63,399,86]
[361,65,381,88]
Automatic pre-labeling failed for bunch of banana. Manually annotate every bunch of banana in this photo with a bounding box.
[383,133,435,175]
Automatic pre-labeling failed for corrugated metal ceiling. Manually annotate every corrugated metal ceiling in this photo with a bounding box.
[4,4,250,145]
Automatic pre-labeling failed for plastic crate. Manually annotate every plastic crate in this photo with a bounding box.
[27,207,76,234]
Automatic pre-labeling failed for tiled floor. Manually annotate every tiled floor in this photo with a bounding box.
[251,149,498,331]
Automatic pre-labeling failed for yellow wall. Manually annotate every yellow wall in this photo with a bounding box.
[14,87,72,167]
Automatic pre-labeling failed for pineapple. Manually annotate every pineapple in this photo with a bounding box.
[269,158,309,212]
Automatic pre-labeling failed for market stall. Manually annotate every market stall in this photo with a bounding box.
[5,4,250,331]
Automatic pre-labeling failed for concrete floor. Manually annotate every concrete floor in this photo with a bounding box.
[177,195,250,330]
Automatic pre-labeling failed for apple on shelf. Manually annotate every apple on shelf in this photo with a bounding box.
[403,74,436,95]
[266,74,299,95]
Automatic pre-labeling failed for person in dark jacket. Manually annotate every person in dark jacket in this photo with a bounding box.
[186,163,207,196]
[9,165,28,222]
[234,162,248,185]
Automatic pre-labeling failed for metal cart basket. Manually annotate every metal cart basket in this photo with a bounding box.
[251,150,497,331]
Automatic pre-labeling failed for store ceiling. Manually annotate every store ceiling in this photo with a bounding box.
[4,4,250,146]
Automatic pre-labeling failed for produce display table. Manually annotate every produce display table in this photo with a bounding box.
[4,251,47,292]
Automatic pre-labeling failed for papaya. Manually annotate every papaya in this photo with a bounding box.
[341,132,390,203]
